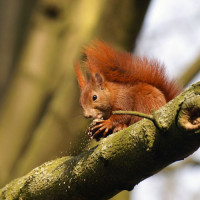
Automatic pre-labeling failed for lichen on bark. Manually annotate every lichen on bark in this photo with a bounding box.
[0,82,200,200]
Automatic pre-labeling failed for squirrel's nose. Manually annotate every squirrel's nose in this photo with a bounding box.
[84,114,93,119]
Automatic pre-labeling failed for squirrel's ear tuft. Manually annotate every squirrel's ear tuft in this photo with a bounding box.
[93,73,104,89]
[74,62,86,90]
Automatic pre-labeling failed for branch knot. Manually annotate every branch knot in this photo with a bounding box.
[177,96,200,133]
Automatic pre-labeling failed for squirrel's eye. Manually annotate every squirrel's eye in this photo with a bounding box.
[92,95,97,101]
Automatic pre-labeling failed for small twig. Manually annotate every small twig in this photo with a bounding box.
[112,110,154,121]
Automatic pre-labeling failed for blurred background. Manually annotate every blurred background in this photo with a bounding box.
[0,0,199,200]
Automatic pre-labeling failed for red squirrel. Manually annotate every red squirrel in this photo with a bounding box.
[75,41,181,140]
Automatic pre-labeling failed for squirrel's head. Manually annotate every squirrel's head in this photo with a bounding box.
[75,64,112,120]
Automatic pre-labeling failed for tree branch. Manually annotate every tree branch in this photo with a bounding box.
[1,82,200,200]
[178,55,200,87]
[112,110,154,121]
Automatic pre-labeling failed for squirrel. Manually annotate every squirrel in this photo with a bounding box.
[74,40,181,140]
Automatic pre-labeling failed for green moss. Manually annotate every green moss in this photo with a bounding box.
[1,82,200,200]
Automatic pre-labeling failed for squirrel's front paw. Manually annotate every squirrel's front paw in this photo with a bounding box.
[88,119,113,140]
[113,124,127,132]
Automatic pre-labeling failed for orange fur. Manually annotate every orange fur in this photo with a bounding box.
[74,62,86,90]
[75,40,181,140]
[84,40,180,101]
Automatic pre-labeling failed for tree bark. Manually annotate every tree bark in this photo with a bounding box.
[1,81,200,200]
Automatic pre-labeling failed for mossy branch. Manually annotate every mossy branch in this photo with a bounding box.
[1,82,200,200]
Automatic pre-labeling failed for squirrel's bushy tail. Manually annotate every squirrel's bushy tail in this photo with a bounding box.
[83,40,181,101]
